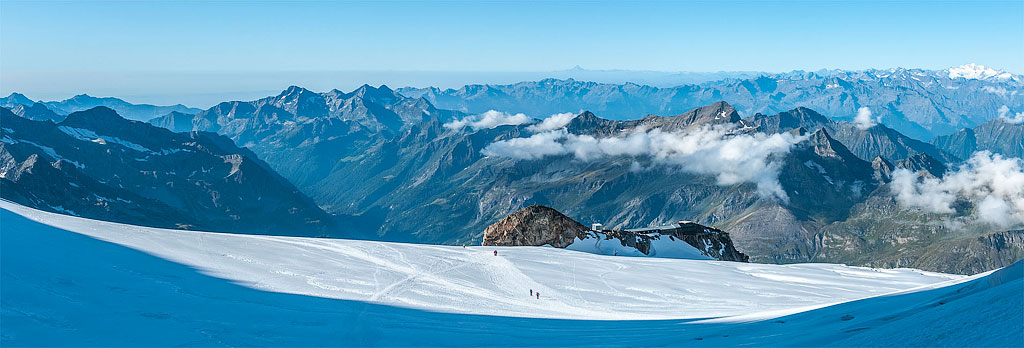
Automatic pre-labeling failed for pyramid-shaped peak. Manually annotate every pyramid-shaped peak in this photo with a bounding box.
[278,85,316,97]
[3,92,35,105]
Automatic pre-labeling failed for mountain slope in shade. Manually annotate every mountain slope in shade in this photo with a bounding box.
[8,102,63,122]
[2,202,1019,347]
[931,118,1024,159]
[1,107,336,236]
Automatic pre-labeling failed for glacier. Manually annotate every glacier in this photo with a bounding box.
[1,200,1020,346]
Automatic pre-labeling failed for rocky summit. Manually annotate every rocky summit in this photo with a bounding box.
[482,205,588,248]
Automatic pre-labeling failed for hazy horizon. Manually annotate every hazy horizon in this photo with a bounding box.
[3,63,1018,108]
[3,0,1022,107]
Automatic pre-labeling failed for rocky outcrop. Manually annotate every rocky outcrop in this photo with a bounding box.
[482,205,749,262]
[481,205,587,247]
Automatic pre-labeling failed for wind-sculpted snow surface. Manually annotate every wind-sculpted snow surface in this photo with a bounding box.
[2,201,1020,347]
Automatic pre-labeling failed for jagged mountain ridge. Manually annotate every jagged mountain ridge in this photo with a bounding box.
[147,85,467,192]
[399,66,1024,140]
[0,107,336,236]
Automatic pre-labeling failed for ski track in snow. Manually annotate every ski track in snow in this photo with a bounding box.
[2,200,1021,347]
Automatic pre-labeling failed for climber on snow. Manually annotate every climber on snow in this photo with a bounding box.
[494,250,498,256]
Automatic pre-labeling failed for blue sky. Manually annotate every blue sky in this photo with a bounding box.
[2,0,1022,106]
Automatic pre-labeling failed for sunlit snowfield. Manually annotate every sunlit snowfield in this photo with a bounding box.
[2,200,1021,347]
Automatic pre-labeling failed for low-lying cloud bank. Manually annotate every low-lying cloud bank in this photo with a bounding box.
[891,151,1024,227]
[444,110,531,130]
[482,125,807,201]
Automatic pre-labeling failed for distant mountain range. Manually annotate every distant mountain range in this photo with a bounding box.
[1,93,201,122]
[0,107,335,236]
[400,64,1023,141]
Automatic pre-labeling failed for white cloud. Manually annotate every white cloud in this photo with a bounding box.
[891,151,1024,228]
[444,110,532,131]
[482,125,807,201]
[478,129,568,160]
[527,112,576,132]
[997,105,1024,124]
[852,106,880,130]
[982,86,1018,98]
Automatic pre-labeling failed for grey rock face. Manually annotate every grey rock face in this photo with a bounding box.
[481,205,588,247]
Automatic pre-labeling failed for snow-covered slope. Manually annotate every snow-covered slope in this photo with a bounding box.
[2,201,1020,347]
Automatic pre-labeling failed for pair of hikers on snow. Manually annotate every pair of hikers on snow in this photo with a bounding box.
[493,250,540,299]
[491,249,540,298]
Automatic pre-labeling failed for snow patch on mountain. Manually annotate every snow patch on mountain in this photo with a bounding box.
[947,63,1013,80]
[58,126,157,154]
